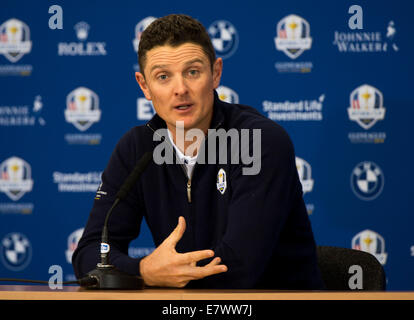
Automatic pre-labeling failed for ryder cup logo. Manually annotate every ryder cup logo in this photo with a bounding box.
[216,168,227,195]
[208,20,238,59]
[65,228,84,263]
[351,161,384,201]
[0,157,34,201]
[296,157,314,194]
[352,229,387,265]
[274,14,312,59]
[65,87,101,132]
[0,18,32,63]
[133,17,157,53]
[348,84,386,130]
[217,86,239,104]
[1,232,32,271]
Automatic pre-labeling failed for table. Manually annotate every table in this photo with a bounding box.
[1,285,414,300]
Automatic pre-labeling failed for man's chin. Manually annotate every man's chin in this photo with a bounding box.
[170,117,194,129]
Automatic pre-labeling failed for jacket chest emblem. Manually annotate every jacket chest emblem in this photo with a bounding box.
[216,168,227,195]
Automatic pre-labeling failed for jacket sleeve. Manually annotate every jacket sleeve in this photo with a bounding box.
[189,123,309,288]
[72,129,145,279]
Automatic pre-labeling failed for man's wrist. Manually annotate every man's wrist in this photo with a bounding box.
[139,256,152,286]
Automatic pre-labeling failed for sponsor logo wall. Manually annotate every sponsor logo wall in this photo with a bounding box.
[1,0,413,290]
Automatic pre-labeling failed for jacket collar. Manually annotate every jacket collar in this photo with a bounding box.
[146,90,225,132]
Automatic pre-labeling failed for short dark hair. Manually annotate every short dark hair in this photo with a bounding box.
[138,14,216,74]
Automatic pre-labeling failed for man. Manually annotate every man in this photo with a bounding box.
[72,14,324,289]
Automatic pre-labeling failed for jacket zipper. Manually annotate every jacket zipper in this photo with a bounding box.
[187,180,192,203]
[146,123,188,173]
[184,121,222,204]
[146,121,222,204]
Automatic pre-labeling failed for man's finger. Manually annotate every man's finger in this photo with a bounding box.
[205,256,222,267]
[165,216,186,247]
[181,249,214,264]
[188,263,228,280]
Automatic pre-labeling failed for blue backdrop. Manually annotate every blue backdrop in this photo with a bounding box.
[1,0,413,290]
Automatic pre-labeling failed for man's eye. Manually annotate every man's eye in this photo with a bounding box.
[188,69,199,76]
[158,74,168,80]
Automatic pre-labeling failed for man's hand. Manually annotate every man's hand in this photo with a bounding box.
[139,216,227,287]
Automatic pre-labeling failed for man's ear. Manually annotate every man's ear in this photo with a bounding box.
[212,58,223,89]
[135,72,152,100]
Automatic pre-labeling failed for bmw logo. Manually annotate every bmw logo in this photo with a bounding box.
[0,232,32,271]
[208,20,239,59]
[350,161,384,201]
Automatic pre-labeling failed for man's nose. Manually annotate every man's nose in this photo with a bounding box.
[174,76,188,96]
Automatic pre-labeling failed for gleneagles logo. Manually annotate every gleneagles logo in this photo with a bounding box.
[348,84,385,130]
[0,156,34,201]
[64,87,101,132]
[274,14,312,60]
[0,18,32,63]
[58,21,107,56]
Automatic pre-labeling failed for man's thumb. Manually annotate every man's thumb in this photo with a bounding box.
[167,216,186,247]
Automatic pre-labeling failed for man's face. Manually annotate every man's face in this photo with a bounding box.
[136,43,222,134]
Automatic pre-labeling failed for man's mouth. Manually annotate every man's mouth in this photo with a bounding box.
[174,104,193,111]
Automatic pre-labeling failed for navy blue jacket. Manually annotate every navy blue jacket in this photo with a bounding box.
[72,91,325,289]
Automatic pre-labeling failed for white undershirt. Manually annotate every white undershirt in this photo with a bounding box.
[167,129,197,179]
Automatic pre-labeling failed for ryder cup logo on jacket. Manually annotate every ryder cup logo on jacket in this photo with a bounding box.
[295,157,314,194]
[348,84,386,130]
[0,18,32,63]
[217,86,239,104]
[0,232,32,271]
[65,87,101,132]
[208,20,238,59]
[352,229,387,265]
[0,156,34,201]
[274,14,312,59]
[351,161,384,201]
[216,168,227,195]
[133,17,157,53]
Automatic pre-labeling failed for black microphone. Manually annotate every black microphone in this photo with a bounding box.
[82,151,152,289]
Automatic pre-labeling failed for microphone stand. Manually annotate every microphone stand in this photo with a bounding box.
[84,198,144,289]
[81,152,152,289]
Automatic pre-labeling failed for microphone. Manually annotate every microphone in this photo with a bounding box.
[82,151,152,289]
